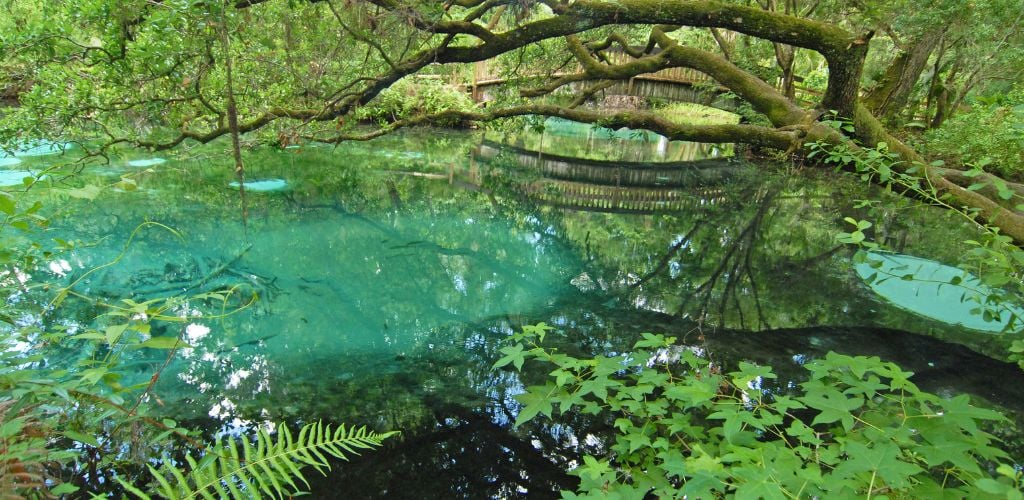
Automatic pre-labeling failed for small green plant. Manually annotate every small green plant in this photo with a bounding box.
[119,422,398,499]
[355,78,475,126]
[496,325,1021,498]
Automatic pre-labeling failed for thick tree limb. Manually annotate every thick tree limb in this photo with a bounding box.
[308,105,802,150]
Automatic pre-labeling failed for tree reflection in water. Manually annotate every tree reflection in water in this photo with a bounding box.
[25,128,1021,495]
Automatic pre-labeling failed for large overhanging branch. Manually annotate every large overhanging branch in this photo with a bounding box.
[306,105,802,150]
[127,0,867,151]
[354,0,870,115]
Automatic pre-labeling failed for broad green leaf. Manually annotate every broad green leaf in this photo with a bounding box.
[66,184,103,200]
[493,343,526,370]
[0,191,15,215]
[137,336,190,349]
[514,385,556,426]
[49,483,79,495]
[64,430,100,447]
[105,323,129,345]
[800,388,863,431]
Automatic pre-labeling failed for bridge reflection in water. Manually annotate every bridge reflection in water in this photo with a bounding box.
[471,139,741,214]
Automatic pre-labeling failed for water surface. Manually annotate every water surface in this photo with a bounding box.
[6,127,1023,496]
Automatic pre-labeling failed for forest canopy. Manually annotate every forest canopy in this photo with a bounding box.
[1,0,1022,242]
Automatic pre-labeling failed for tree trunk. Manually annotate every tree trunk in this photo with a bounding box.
[774,43,796,99]
[930,59,960,128]
[863,28,945,123]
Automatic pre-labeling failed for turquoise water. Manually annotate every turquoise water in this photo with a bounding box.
[5,128,1024,496]
[856,251,1024,333]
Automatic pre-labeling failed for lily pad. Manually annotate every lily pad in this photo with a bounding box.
[127,158,166,167]
[228,179,288,192]
[854,251,1024,333]
[0,170,35,187]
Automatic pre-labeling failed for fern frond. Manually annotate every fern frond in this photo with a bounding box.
[126,421,397,500]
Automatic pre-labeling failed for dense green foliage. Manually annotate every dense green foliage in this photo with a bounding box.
[921,87,1024,180]
[498,325,1022,498]
[355,78,476,126]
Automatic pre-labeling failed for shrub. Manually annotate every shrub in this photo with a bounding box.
[497,325,1023,498]
[921,87,1024,180]
[355,78,476,126]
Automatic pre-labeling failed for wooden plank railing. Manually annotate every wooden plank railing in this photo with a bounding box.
[469,47,716,89]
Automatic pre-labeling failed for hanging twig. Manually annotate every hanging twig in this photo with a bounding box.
[217,1,249,237]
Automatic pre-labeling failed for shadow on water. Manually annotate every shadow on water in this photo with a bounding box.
[282,296,1024,498]
[305,405,577,499]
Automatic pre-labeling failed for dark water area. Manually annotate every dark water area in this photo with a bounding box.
[4,122,1023,497]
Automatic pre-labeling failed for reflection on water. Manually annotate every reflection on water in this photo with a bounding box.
[8,126,1024,496]
[497,117,733,163]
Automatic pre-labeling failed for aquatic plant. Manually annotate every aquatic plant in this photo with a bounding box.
[497,324,1023,498]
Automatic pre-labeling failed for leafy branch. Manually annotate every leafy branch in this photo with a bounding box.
[119,421,398,500]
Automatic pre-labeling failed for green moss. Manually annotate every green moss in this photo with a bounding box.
[654,102,741,126]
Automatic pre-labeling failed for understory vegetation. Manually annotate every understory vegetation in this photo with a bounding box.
[354,78,476,126]
[498,325,1024,498]
[919,86,1024,180]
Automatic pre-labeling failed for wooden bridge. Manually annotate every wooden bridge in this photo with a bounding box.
[475,140,739,188]
[471,140,740,214]
[465,49,741,111]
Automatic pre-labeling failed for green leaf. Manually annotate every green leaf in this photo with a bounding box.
[49,483,79,495]
[66,184,103,200]
[494,343,526,371]
[136,336,190,349]
[664,380,718,408]
[64,430,100,447]
[514,385,556,427]
[150,421,394,500]
[70,331,107,341]
[105,324,129,345]
[0,191,15,215]
[800,388,863,431]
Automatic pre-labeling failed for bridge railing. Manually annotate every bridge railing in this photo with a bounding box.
[469,47,715,88]
[460,47,822,110]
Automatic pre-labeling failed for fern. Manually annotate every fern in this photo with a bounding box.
[0,400,54,499]
[118,421,397,499]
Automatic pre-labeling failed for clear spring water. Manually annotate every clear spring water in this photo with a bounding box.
[6,126,1024,497]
